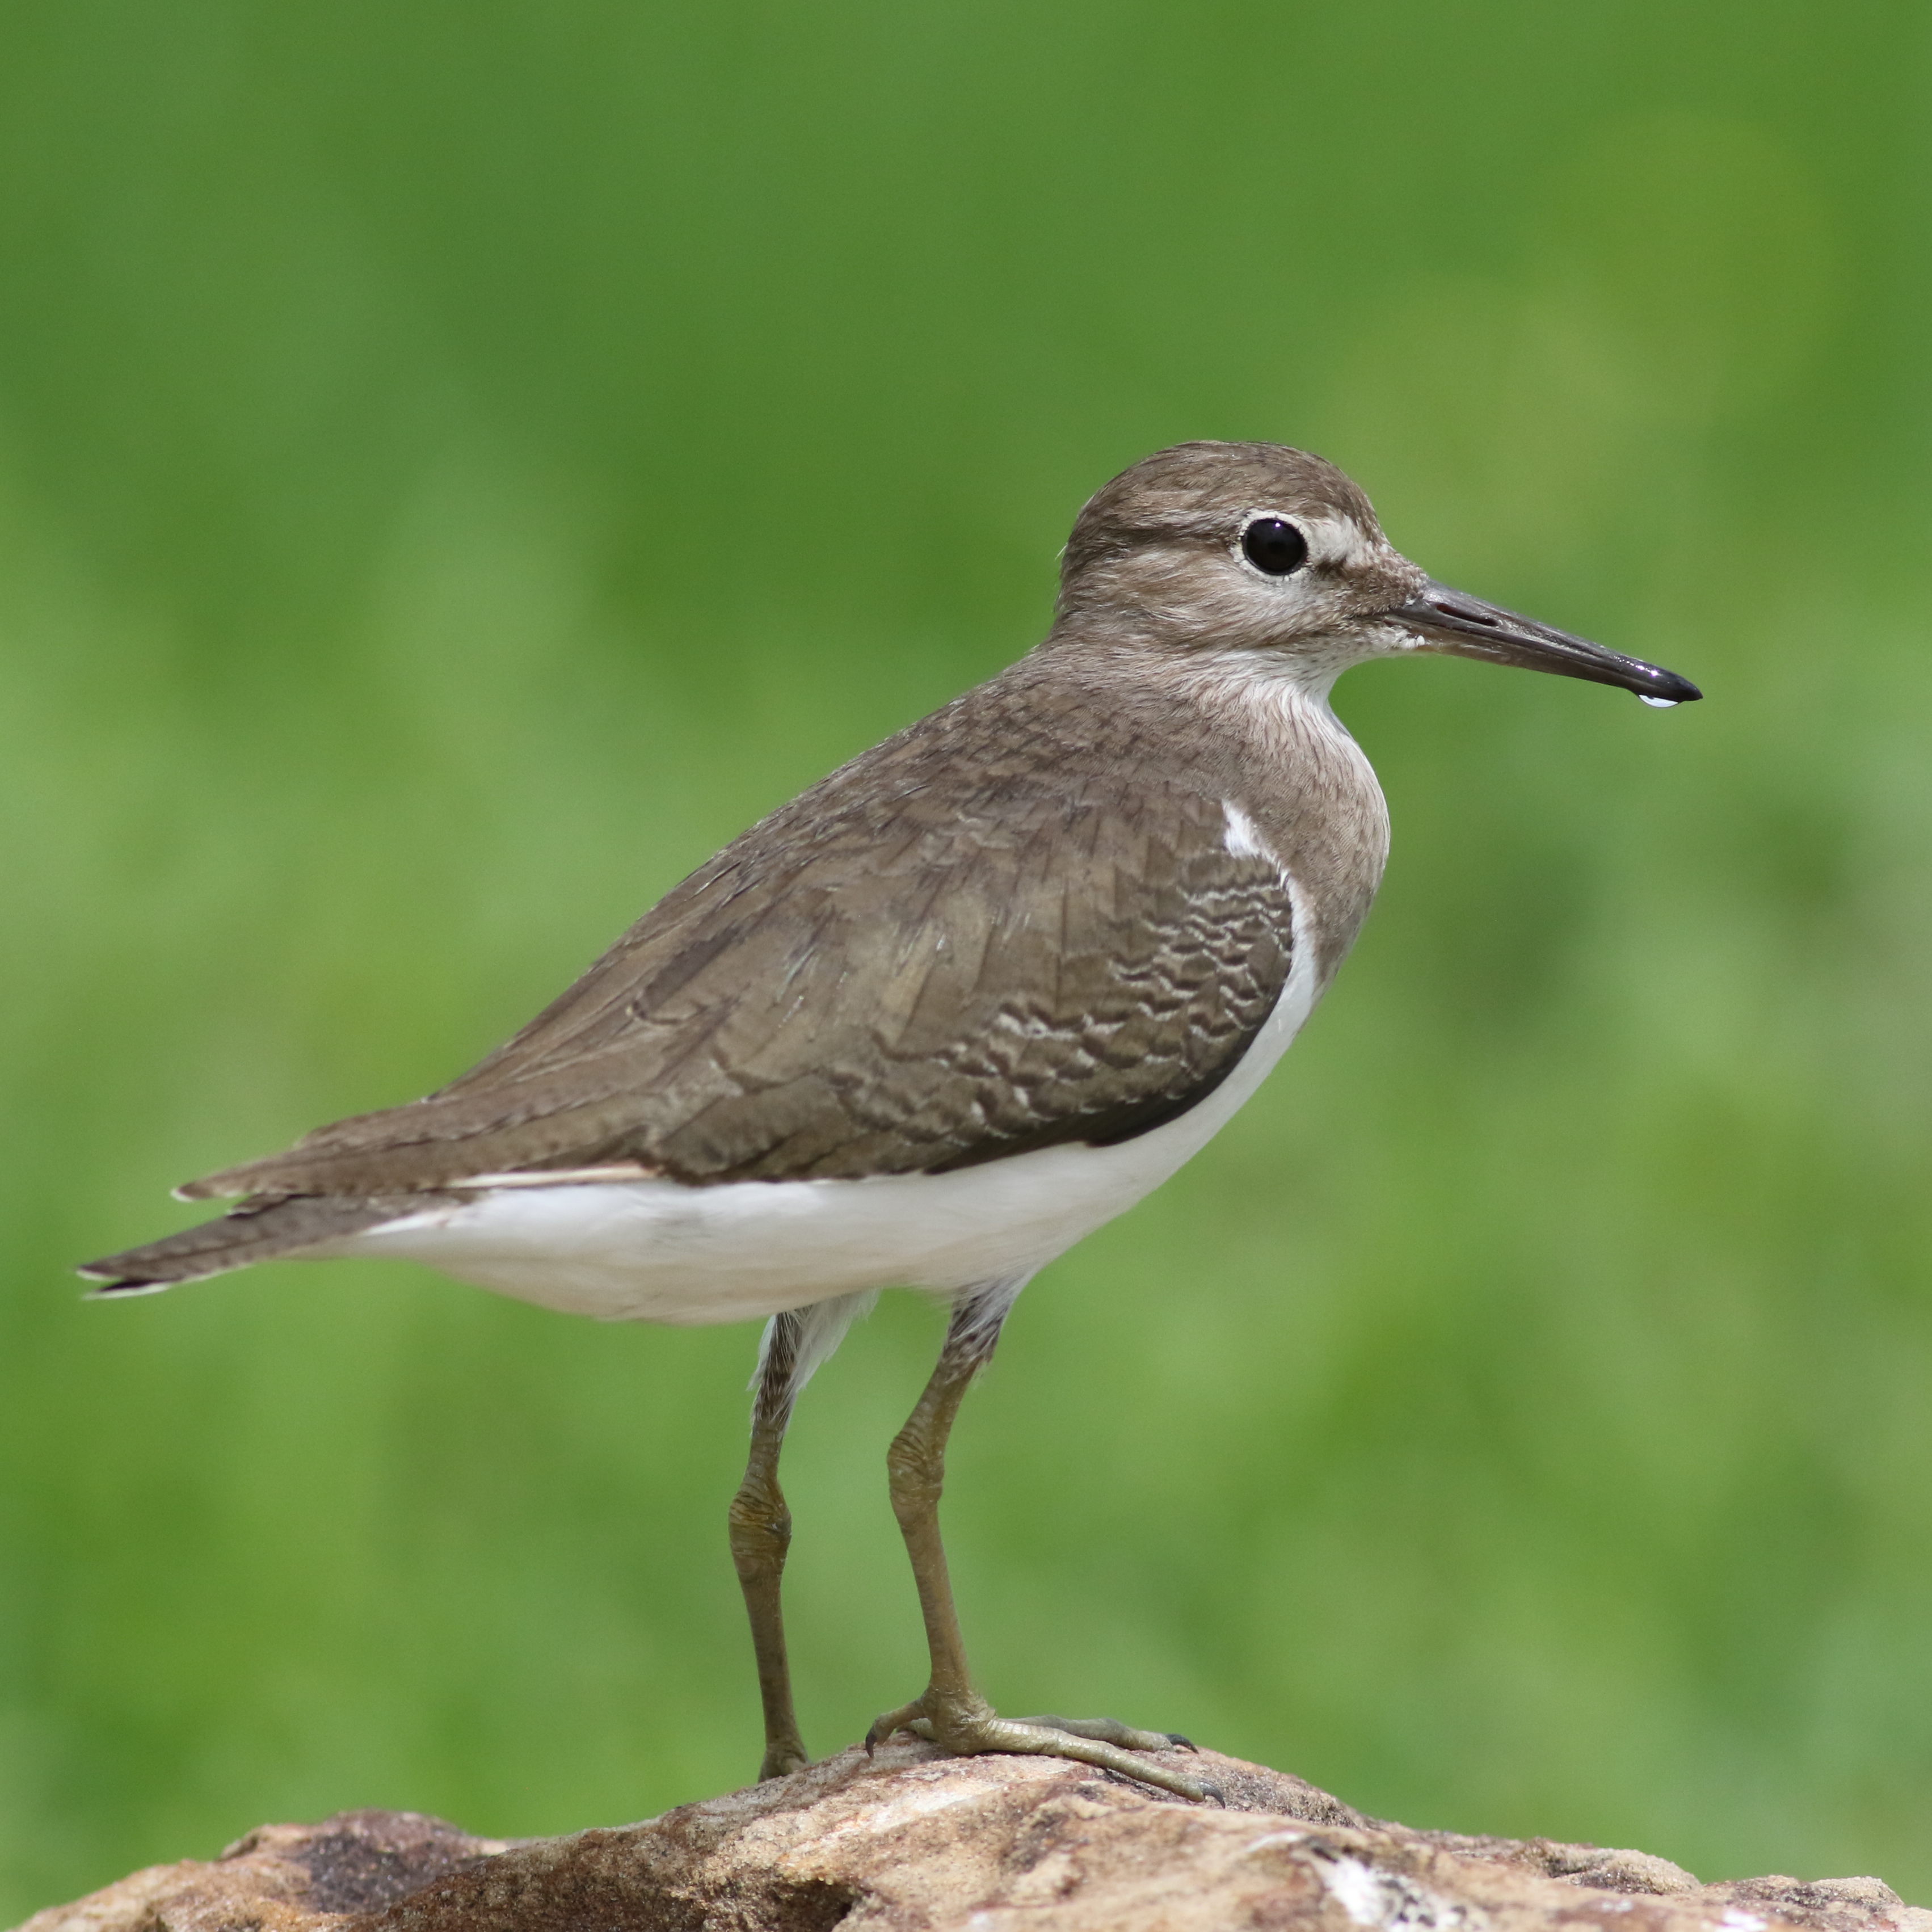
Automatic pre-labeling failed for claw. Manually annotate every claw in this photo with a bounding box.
[865,1699,927,1754]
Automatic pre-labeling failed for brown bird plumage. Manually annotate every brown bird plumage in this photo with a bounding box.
[81,440,1699,1801]
[97,444,1413,1277]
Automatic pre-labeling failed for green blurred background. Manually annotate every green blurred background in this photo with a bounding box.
[4,0,1930,1917]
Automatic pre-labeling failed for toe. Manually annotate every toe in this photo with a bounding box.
[942,1715,1212,1801]
[864,1699,928,1752]
[1010,1715,1186,1753]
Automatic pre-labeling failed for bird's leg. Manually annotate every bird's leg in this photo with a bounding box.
[865,1283,1213,1802]
[729,1310,811,1780]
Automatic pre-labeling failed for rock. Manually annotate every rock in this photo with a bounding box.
[14,1741,1929,1932]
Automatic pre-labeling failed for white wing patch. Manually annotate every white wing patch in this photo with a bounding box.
[1222,798,1271,863]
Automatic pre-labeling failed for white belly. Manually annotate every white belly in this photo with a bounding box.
[330,909,1323,1326]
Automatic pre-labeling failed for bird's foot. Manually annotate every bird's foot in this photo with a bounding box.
[864,1691,1215,1801]
[752,1709,811,1781]
[756,1732,812,1782]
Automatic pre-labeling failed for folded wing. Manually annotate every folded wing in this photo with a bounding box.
[181,717,1295,1201]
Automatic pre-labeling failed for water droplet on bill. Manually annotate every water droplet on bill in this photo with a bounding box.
[1639,694,1678,708]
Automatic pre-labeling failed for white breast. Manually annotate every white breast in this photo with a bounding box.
[326,831,1321,1327]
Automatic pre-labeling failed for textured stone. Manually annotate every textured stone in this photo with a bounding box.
[15,1741,1928,1932]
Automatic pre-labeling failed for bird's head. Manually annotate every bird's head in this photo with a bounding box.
[1053,441,1701,708]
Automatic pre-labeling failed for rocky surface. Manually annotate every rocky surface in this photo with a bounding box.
[15,1740,1930,1932]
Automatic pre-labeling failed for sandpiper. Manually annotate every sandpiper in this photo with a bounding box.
[82,442,1699,1803]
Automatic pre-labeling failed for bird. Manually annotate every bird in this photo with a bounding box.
[81,441,1700,1804]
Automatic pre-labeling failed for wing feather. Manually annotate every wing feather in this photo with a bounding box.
[182,677,1295,1201]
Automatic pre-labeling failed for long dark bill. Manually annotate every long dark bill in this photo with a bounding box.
[1396,580,1702,705]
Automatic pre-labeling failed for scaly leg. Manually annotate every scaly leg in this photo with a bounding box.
[727,1291,877,1781]
[729,1309,810,1779]
[865,1281,1213,1802]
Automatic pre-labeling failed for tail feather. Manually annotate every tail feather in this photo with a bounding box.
[78,1193,443,1294]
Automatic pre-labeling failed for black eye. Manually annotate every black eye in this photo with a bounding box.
[1241,516,1308,576]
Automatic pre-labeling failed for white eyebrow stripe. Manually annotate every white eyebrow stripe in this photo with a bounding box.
[1298,512,1373,570]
